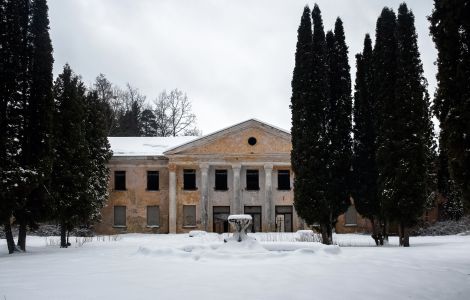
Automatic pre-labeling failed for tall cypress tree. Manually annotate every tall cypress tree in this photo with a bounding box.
[325,18,352,237]
[15,0,54,251]
[430,0,470,210]
[352,34,383,245]
[391,3,434,246]
[373,8,398,242]
[291,5,314,237]
[51,65,89,248]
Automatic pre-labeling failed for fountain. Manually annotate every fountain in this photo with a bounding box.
[225,214,253,242]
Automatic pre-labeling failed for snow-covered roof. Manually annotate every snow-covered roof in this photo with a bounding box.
[108,136,199,156]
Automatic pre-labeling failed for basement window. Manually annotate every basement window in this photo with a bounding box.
[277,170,291,190]
[215,169,228,191]
[147,171,159,191]
[246,169,259,191]
[183,169,197,190]
[114,171,126,191]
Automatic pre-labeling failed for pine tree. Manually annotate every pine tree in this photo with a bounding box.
[15,0,55,251]
[352,34,383,245]
[372,7,398,242]
[51,65,89,248]
[430,0,470,210]
[389,3,434,247]
[325,18,352,239]
[141,108,158,136]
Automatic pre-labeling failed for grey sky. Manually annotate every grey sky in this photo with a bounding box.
[48,0,437,135]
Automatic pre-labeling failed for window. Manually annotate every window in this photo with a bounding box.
[213,206,230,233]
[183,205,196,227]
[246,169,259,190]
[147,206,160,226]
[114,171,126,190]
[113,206,126,227]
[278,170,291,190]
[215,169,228,191]
[183,169,197,190]
[147,171,159,191]
[344,205,358,226]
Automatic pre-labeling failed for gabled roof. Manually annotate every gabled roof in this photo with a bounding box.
[163,119,291,155]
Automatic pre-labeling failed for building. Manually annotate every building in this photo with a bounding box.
[95,119,367,234]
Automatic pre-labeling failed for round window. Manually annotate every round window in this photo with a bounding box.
[248,137,257,146]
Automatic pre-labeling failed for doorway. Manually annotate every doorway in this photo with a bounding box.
[275,206,293,232]
[244,206,262,233]
[213,206,230,233]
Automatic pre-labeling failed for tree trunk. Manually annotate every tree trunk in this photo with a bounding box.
[4,222,17,254]
[402,226,410,247]
[370,218,380,246]
[382,220,389,245]
[320,223,332,245]
[17,218,27,251]
[60,222,68,248]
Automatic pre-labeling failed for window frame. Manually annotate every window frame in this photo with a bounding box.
[246,169,259,191]
[146,205,160,227]
[183,169,197,191]
[113,205,126,227]
[277,170,291,190]
[183,205,197,227]
[214,169,228,191]
[114,171,126,191]
[146,170,160,191]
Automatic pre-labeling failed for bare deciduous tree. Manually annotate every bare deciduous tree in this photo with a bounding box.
[154,89,198,137]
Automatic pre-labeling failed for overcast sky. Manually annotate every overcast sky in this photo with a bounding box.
[48,0,437,135]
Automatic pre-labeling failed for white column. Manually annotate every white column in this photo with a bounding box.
[169,165,177,234]
[264,164,274,231]
[200,163,209,231]
[232,164,241,214]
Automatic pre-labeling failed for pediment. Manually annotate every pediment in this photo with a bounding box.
[164,119,291,156]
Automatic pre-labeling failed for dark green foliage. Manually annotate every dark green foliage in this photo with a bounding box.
[389,4,434,244]
[51,65,90,247]
[141,109,158,136]
[352,34,381,240]
[325,18,352,233]
[430,0,470,209]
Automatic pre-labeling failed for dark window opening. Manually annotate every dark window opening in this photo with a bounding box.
[183,205,196,227]
[215,169,228,191]
[246,169,259,190]
[244,206,262,232]
[114,171,126,190]
[277,170,291,190]
[248,137,257,146]
[147,171,159,191]
[183,169,197,190]
[213,206,230,233]
[275,206,293,232]
[147,205,160,226]
[114,206,126,226]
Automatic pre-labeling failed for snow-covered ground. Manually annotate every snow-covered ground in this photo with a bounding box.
[1,233,469,300]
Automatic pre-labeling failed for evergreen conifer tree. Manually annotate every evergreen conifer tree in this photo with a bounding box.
[372,8,398,242]
[325,18,352,238]
[430,0,470,209]
[352,34,383,245]
[51,65,89,248]
[15,0,54,251]
[390,3,434,246]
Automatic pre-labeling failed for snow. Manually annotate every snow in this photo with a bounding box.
[1,233,470,300]
[108,136,198,156]
[228,214,252,220]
